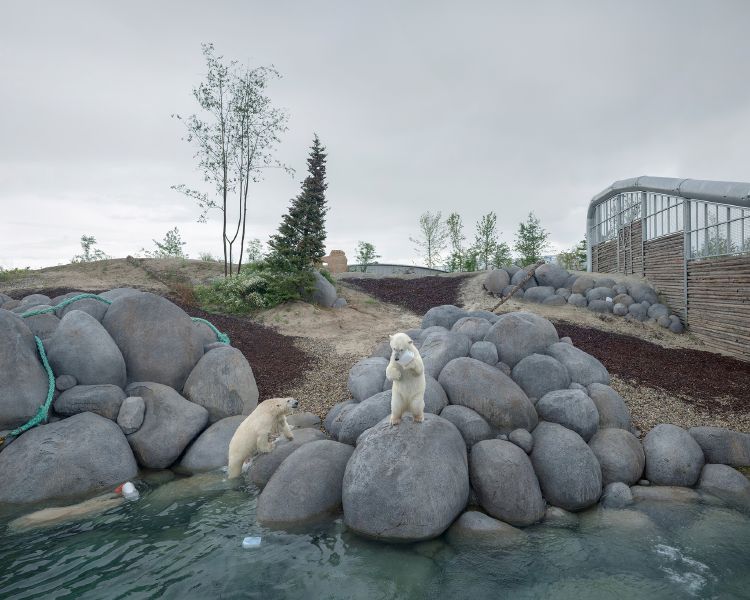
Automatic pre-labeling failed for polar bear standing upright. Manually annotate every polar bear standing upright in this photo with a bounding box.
[227,397,299,478]
[386,332,426,426]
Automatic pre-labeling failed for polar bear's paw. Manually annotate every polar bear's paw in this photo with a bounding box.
[389,415,401,426]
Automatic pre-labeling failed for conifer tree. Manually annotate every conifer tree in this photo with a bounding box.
[269,135,328,270]
[514,212,550,266]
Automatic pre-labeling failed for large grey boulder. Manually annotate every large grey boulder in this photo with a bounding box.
[421,305,469,330]
[451,317,492,343]
[102,292,204,390]
[337,391,392,445]
[567,293,588,308]
[125,382,209,469]
[469,341,498,365]
[19,293,51,309]
[501,285,524,299]
[531,421,602,511]
[0,412,137,504]
[422,375,449,414]
[643,424,705,487]
[117,396,145,434]
[193,319,220,350]
[689,427,750,467]
[54,384,126,421]
[23,309,60,338]
[571,276,595,295]
[439,357,537,433]
[510,268,538,290]
[648,303,669,319]
[46,310,126,388]
[182,346,258,423]
[697,464,750,510]
[535,389,599,442]
[545,342,610,386]
[586,287,615,302]
[439,405,494,449]
[588,299,613,314]
[420,331,471,379]
[470,439,545,526]
[535,264,570,289]
[325,402,356,439]
[342,414,469,542]
[587,383,632,430]
[446,511,525,547]
[176,415,245,474]
[467,310,500,323]
[56,296,109,322]
[0,310,48,429]
[484,311,559,368]
[612,303,628,316]
[257,440,354,526]
[311,271,337,307]
[626,281,658,305]
[99,287,142,302]
[484,269,510,294]
[347,357,388,402]
[324,401,355,436]
[628,302,648,321]
[511,353,571,400]
[588,428,645,486]
[248,428,328,488]
[523,286,556,303]
[542,295,567,306]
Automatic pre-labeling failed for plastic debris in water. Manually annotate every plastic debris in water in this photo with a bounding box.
[242,536,262,549]
[116,481,140,501]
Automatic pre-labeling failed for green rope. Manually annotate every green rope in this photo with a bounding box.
[0,293,230,445]
[20,293,112,318]
[191,317,231,345]
[7,336,55,438]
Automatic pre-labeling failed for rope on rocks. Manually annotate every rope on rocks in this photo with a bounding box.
[0,293,230,446]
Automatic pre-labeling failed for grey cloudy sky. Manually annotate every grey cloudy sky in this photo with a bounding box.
[2,0,749,269]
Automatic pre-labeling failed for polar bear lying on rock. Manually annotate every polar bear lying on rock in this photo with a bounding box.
[227,397,299,478]
[386,333,426,426]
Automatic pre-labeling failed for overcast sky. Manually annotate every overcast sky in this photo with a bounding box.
[1,1,749,269]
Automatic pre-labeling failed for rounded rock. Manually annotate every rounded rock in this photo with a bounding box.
[536,389,599,441]
[469,340,499,365]
[342,414,469,542]
[530,421,602,511]
[643,423,705,487]
[483,311,559,369]
[588,428,645,486]
[470,439,545,526]
[511,353,571,401]
[439,405,494,449]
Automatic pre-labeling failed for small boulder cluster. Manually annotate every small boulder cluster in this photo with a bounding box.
[484,264,684,333]
[296,304,748,543]
[0,289,260,504]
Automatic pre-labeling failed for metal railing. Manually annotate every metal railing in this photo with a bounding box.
[587,176,750,269]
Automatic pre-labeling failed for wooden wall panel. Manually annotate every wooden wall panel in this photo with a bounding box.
[687,254,750,360]
[643,233,686,320]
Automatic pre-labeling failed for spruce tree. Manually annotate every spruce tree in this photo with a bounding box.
[269,135,328,270]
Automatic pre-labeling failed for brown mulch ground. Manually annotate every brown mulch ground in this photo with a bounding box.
[345,275,472,314]
[553,320,750,410]
[7,288,312,400]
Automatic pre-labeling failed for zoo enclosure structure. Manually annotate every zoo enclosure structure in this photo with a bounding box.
[587,176,750,360]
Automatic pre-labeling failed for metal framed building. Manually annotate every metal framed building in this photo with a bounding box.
[587,176,750,359]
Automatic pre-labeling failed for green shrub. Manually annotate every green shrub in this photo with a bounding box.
[0,266,31,283]
[194,262,314,314]
[319,269,335,285]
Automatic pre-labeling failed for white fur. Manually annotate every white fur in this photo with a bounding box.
[226,397,298,478]
[386,332,426,426]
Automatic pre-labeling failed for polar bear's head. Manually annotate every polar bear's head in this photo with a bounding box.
[389,332,415,361]
[266,397,299,415]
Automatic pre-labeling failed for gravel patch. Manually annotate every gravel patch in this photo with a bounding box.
[275,338,359,420]
[611,375,750,434]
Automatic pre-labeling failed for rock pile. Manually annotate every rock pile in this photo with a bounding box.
[316,305,749,542]
[484,264,684,333]
[0,290,258,503]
